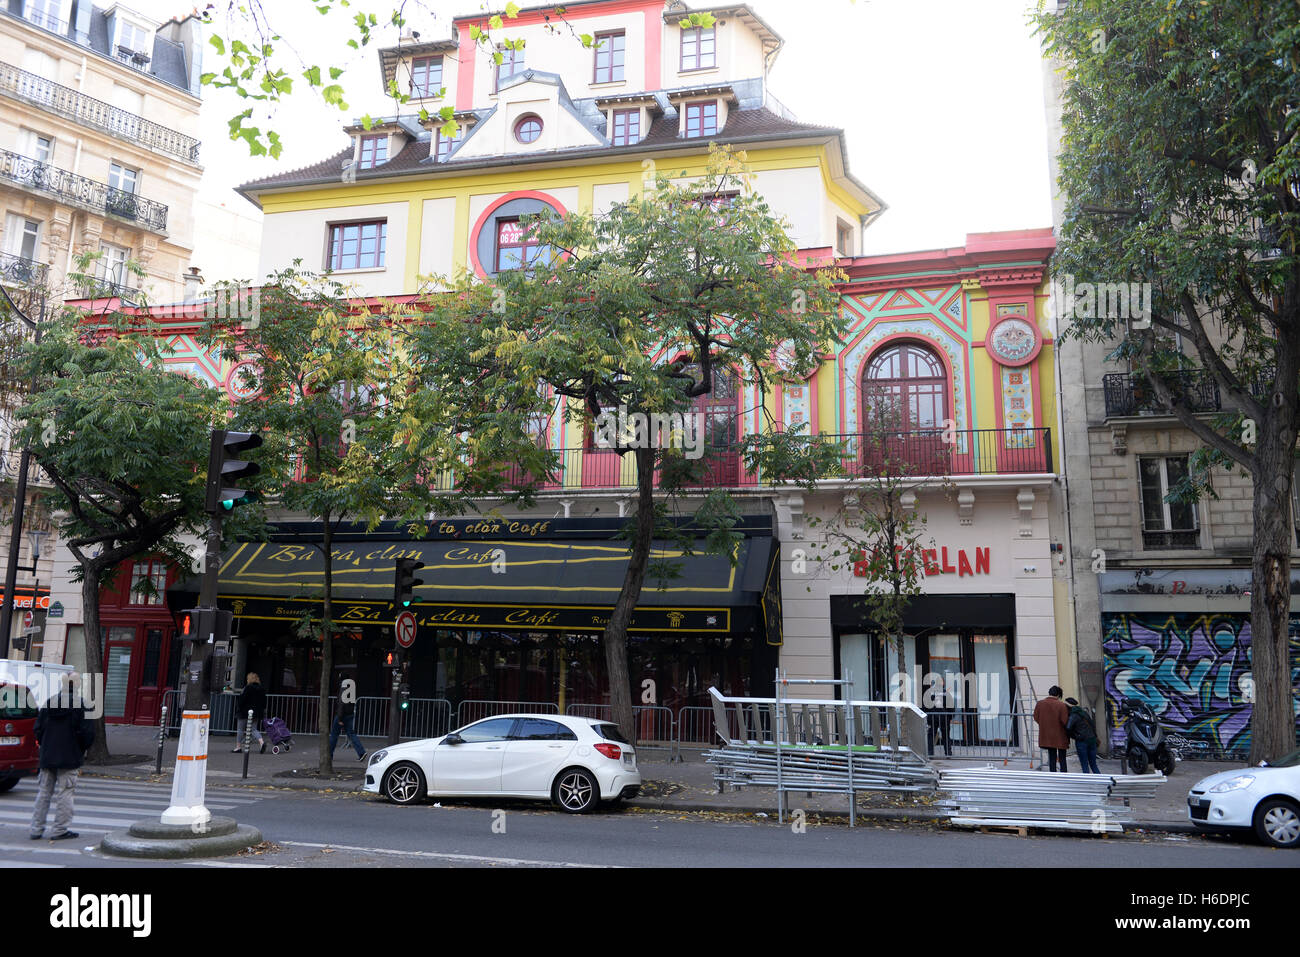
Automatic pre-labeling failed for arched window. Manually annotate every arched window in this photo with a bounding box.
[861,342,949,433]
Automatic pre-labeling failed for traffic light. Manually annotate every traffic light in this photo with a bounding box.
[399,683,410,711]
[179,607,233,643]
[384,650,396,668]
[205,429,263,514]
[394,557,425,608]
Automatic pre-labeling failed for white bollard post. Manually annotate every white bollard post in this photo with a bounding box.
[161,709,211,827]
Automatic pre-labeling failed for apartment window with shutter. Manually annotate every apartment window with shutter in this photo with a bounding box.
[1138,455,1200,550]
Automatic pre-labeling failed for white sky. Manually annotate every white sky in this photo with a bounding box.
[138,0,1054,263]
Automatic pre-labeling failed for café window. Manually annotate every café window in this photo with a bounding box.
[129,560,168,606]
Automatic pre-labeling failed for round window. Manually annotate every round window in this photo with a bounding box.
[514,114,543,144]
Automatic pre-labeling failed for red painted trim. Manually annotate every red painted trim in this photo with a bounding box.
[468,189,570,278]
[643,5,661,90]
[456,25,477,111]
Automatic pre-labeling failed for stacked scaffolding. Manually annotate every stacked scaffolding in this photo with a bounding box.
[938,767,1167,833]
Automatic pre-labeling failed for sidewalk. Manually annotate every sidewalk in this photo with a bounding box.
[87,723,1235,834]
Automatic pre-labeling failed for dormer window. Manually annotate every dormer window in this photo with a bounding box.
[684,101,718,138]
[681,25,716,72]
[593,31,625,84]
[435,124,464,161]
[611,109,640,146]
[411,56,443,98]
[116,19,153,69]
[495,46,526,93]
[358,134,388,169]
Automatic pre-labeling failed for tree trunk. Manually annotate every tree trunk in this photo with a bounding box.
[318,520,335,774]
[600,447,658,742]
[80,566,111,764]
[1249,432,1297,764]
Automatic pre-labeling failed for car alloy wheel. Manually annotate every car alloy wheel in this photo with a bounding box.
[1254,798,1300,849]
[554,768,598,813]
[383,762,426,806]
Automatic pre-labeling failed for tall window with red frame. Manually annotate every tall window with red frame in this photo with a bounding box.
[684,101,718,138]
[435,124,464,161]
[128,560,168,606]
[496,45,526,91]
[593,31,625,83]
[861,342,950,474]
[410,55,443,97]
[680,25,716,71]
[611,108,640,146]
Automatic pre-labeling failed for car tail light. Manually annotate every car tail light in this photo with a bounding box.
[593,742,621,760]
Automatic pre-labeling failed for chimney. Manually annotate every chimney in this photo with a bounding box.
[183,265,204,303]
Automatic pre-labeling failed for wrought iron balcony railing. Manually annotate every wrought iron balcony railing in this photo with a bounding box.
[1103,370,1221,418]
[0,252,48,286]
[75,277,141,304]
[431,427,1055,493]
[0,148,168,232]
[0,448,51,488]
[0,61,201,165]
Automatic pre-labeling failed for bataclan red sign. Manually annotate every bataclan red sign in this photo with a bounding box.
[853,547,991,578]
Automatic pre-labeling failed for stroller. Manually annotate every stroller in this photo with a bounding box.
[261,716,293,754]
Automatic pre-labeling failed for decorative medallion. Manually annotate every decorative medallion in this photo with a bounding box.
[773,340,817,381]
[226,360,262,399]
[986,316,1040,367]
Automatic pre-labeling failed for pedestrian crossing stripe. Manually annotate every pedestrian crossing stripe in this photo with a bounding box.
[0,777,264,834]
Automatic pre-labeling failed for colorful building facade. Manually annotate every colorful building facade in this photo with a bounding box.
[42,2,1071,734]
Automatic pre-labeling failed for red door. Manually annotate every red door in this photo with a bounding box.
[130,625,172,725]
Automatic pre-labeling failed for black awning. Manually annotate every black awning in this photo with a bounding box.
[830,593,1016,632]
[170,535,777,637]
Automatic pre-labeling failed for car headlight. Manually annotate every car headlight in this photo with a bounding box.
[369,750,387,766]
[1209,775,1255,793]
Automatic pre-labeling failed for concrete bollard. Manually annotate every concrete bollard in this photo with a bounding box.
[161,708,211,827]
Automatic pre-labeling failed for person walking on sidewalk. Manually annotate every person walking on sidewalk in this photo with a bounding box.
[1033,685,1070,772]
[1066,696,1101,774]
[30,673,95,841]
[234,672,266,754]
[328,686,366,761]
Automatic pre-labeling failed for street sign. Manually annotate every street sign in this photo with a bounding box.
[23,611,32,629]
[394,611,417,648]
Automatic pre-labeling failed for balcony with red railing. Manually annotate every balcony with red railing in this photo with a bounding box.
[435,427,1054,493]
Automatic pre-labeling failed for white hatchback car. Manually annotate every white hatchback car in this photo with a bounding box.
[363,713,642,813]
[1187,748,1300,848]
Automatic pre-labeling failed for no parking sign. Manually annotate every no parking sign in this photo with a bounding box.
[394,611,417,648]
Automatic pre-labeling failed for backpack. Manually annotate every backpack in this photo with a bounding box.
[1068,708,1096,742]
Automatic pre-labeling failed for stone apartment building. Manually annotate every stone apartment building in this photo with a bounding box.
[1041,1,1300,759]
[0,0,205,662]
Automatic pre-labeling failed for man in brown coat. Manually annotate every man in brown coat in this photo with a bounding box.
[1033,685,1070,772]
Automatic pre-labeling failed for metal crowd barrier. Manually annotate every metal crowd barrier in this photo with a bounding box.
[456,699,559,727]
[163,690,453,742]
[923,710,1024,760]
[563,703,676,757]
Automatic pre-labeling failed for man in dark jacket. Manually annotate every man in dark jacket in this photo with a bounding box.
[1066,697,1101,773]
[30,673,94,841]
[1033,685,1071,772]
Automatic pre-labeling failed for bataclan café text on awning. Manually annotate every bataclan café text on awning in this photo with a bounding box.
[169,516,783,700]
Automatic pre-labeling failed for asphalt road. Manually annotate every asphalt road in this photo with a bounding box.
[1,778,1293,869]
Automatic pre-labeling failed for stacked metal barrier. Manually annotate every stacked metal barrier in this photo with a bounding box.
[706,743,939,792]
[938,767,1167,833]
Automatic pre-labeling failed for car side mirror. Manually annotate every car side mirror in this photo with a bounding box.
[443,732,463,746]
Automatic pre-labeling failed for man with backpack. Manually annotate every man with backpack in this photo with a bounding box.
[1066,696,1101,774]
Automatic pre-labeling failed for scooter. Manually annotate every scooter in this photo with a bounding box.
[1117,698,1177,775]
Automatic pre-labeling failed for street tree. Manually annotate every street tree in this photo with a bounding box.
[1037,0,1300,760]
[13,313,227,762]
[409,148,845,739]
